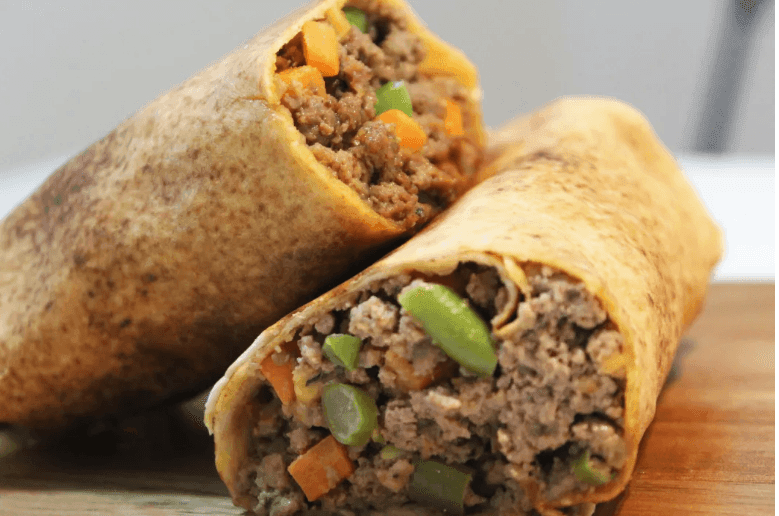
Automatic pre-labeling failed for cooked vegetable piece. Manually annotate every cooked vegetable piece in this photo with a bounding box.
[301,20,340,77]
[380,444,403,460]
[326,7,352,38]
[259,350,296,405]
[287,435,355,501]
[292,363,321,405]
[343,6,368,33]
[276,65,326,97]
[376,109,427,151]
[322,383,378,446]
[409,460,472,514]
[383,347,456,391]
[375,81,413,117]
[323,334,362,371]
[398,284,497,376]
[444,99,464,136]
[371,427,386,443]
[418,37,477,88]
[573,449,610,486]
[383,348,426,390]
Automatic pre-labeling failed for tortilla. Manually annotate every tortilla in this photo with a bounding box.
[0,0,484,428]
[204,96,722,515]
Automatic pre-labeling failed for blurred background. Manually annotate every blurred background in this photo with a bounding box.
[0,0,774,279]
[0,0,773,167]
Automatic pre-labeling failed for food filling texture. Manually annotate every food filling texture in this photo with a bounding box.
[244,263,627,516]
[275,1,481,229]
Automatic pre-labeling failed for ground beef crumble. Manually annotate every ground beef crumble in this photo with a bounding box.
[275,1,481,229]
[245,263,624,515]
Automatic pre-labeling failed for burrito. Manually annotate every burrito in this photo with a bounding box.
[0,0,484,428]
[205,97,722,515]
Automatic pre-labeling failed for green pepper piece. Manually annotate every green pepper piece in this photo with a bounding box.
[322,383,378,446]
[371,428,386,443]
[374,81,413,117]
[572,449,610,486]
[409,460,471,514]
[379,444,403,460]
[398,284,498,377]
[323,334,362,371]
[343,6,368,33]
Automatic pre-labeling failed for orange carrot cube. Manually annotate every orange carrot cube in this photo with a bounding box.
[376,109,428,152]
[288,435,355,501]
[259,349,296,405]
[444,99,465,136]
[326,8,352,39]
[302,21,340,77]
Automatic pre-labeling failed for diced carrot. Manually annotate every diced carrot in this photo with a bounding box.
[288,435,355,501]
[444,99,465,136]
[302,21,340,77]
[326,8,351,38]
[384,348,430,390]
[259,346,297,405]
[376,109,428,152]
[418,38,477,89]
[384,348,457,391]
[276,65,327,97]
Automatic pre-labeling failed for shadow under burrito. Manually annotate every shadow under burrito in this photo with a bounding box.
[0,400,224,497]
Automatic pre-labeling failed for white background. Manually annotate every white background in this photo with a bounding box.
[0,0,774,170]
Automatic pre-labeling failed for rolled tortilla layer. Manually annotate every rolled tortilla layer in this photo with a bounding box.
[205,96,722,514]
[0,0,483,428]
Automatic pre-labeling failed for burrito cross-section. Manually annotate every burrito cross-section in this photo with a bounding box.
[205,97,723,515]
[0,0,484,428]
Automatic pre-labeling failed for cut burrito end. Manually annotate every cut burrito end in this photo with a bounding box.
[207,259,627,516]
[0,0,484,429]
[264,0,484,230]
[205,97,722,515]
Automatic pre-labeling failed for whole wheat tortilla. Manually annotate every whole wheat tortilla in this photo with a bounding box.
[0,0,483,428]
[205,96,722,513]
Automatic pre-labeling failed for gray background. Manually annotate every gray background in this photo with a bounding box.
[0,0,774,173]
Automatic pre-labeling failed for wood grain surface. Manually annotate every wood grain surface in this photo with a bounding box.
[0,283,773,516]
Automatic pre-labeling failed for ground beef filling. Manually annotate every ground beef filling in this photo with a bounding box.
[276,1,481,229]
[247,264,626,515]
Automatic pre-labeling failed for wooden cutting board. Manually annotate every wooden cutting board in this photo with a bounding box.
[596,283,775,516]
[0,283,774,515]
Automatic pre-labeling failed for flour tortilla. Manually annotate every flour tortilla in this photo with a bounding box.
[0,0,483,428]
[205,96,721,513]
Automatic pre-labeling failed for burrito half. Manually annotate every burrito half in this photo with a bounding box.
[0,0,483,428]
[204,97,722,515]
